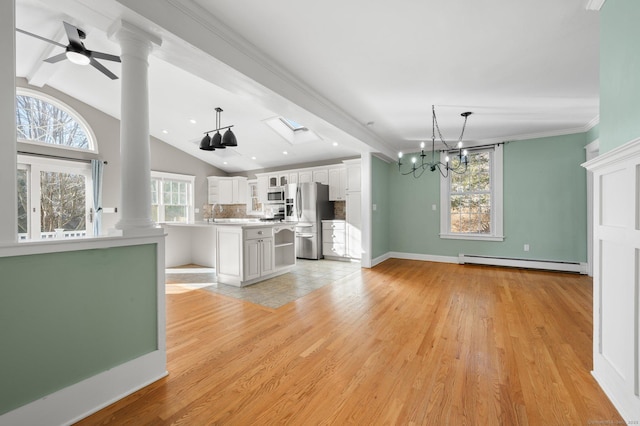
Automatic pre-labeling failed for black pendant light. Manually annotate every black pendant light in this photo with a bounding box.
[199,133,215,151]
[198,107,236,151]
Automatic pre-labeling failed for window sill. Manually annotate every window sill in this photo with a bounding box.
[439,233,505,242]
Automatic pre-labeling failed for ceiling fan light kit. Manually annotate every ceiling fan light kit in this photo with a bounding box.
[199,107,238,151]
[398,105,472,179]
[16,21,121,79]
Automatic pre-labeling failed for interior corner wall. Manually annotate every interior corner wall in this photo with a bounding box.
[389,133,589,263]
[15,78,227,230]
[600,0,640,154]
[371,155,390,259]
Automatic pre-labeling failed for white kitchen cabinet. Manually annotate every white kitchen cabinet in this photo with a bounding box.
[216,223,295,286]
[247,179,262,215]
[322,220,347,259]
[328,167,347,201]
[313,168,329,185]
[257,175,269,204]
[279,174,288,187]
[288,172,299,184]
[344,160,361,192]
[207,176,247,204]
[268,175,279,188]
[298,170,312,183]
[244,235,274,281]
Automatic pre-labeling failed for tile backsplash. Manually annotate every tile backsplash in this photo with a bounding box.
[334,201,345,219]
[207,204,248,218]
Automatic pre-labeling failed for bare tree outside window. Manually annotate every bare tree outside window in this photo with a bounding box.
[16,95,89,149]
[450,151,492,234]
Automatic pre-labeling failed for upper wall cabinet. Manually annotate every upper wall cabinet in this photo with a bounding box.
[208,176,248,204]
[313,169,329,185]
[328,167,347,201]
[344,159,361,192]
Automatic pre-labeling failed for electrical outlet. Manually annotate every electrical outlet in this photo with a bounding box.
[524,244,530,252]
[372,204,377,211]
[432,204,437,211]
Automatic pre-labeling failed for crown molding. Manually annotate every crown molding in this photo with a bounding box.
[477,119,600,146]
[586,0,606,11]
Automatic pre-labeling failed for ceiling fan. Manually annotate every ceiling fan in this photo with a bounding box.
[17,21,121,80]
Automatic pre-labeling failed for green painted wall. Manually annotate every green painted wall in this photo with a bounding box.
[0,244,158,415]
[586,123,599,144]
[600,0,640,153]
[388,133,588,262]
[371,156,390,259]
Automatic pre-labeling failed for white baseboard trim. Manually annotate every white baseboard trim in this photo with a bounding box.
[388,252,459,264]
[0,350,167,426]
[371,252,391,266]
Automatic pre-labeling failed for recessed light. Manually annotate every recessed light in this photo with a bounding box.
[223,161,228,165]
[251,156,256,160]
[189,119,197,124]
[283,151,288,155]
[332,142,338,146]
[162,129,168,134]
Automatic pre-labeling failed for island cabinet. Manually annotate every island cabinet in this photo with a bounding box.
[215,223,296,287]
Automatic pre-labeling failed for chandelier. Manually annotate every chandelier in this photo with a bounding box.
[199,107,237,151]
[398,105,472,178]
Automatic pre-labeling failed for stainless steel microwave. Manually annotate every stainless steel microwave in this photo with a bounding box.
[267,188,285,202]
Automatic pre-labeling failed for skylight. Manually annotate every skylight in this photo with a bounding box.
[279,117,307,132]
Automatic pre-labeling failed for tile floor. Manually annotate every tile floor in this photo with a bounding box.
[166,259,362,309]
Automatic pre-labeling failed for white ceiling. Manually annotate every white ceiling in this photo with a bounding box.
[15,0,599,173]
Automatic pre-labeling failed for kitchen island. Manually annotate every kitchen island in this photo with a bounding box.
[215,222,296,287]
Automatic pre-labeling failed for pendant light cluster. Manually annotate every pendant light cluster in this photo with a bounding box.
[199,107,237,151]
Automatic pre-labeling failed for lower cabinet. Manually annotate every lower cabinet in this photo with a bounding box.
[244,235,274,281]
[216,224,294,286]
[322,220,348,259]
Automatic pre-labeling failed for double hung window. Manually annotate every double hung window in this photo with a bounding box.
[151,171,195,223]
[440,145,504,241]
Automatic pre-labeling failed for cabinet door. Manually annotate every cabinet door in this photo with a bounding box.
[235,179,248,204]
[244,239,261,281]
[279,175,288,186]
[269,175,279,188]
[298,171,312,183]
[207,177,218,204]
[257,176,269,203]
[218,179,234,204]
[313,169,329,185]
[328,168,346,201]
[261,237,275,275]
[346,192,362,259]
[289,173,298,184]
[346,164,361,192]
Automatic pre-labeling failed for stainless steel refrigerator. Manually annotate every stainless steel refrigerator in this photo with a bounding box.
[284,182,332,259]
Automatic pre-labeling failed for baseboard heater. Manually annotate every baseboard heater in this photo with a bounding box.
[458,253,587,274]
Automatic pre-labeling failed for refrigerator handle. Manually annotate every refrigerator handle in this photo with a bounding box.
[297,186,302,219]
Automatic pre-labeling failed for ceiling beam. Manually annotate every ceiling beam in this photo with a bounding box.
[25,27,65,88]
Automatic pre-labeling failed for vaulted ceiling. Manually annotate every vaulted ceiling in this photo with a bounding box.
[15,0,599,172]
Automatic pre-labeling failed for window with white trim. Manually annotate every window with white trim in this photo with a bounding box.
[151,171,195,223]
[15,89,98,240]
[440,145,504,241]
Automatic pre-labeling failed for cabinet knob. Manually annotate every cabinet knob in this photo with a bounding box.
[258,231,263,235]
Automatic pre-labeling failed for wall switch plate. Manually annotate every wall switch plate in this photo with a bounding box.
[372,204,377,211]
[524,244,530,251]
[432,204,437,211]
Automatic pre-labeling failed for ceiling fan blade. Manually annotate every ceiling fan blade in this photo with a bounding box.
[90,51,121,63]
[90,58,118,80]
[16,28,66,48]
[63,21,83,45]
[44,52,68,64]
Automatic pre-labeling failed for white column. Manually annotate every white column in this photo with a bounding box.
[360,151,372,268]
[109,21,162,235]
[0,0,17,243]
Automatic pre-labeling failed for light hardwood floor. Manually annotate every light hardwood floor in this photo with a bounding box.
[77,259,622,425]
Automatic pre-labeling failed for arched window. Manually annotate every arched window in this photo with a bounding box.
[16,88,97,152]
[16,89,99,240]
